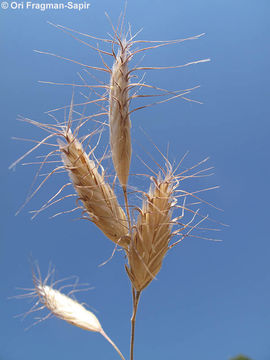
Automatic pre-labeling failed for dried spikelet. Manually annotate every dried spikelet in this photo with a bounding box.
[59,129,130,249]
[37,284,126,359]
[37,283,102,332]
[109,38,132,189]
[35,22,210,190]
[126,172,175,291]
[25,267,126,360]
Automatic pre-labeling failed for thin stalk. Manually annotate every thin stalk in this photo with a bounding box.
[123,185,132,233]
[130,288,141,360]
[100,328,126,360]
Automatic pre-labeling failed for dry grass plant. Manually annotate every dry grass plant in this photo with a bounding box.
[11,10,221,360]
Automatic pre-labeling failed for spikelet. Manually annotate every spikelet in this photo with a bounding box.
[126,173,175,291]
[109,38,132,189]
[59,129,130,249]
[37,283,102,332]
[30,268,126,360]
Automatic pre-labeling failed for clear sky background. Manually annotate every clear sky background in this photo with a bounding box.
[1,0,270,359]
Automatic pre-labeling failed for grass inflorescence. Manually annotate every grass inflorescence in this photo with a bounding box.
[11,9,220,360]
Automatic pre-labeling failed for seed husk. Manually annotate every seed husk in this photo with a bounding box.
[126,175,174,291]
[59,129,130,249]
[109,38,132,189]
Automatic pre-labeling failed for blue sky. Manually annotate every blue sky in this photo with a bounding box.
[1,0,270,359]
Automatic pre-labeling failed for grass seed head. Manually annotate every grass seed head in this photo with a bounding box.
[36,283,102,332]
[59,129,130,249]
[18,265,126,360]
[126,172,175,291]
[109,38,132,188]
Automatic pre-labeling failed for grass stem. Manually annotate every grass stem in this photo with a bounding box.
[100,328,126,360]
[130,288,141,360]
[123,185,132,234]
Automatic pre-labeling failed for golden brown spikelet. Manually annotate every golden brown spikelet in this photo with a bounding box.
[109,38,132,188]
[59,129,130,249]
[126,174,175,291]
